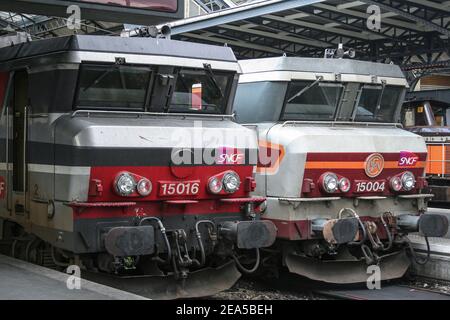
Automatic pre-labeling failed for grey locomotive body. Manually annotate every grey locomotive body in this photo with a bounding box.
[233,57,448,283]
[0,35,276,298]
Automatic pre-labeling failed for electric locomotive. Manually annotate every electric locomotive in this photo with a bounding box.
[0,34,276,298]
[403,90,450,207]
[233,56,448,283]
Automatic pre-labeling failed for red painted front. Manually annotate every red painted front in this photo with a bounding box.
[72,199,244,220]
[76,164,256,220]
[301,152,427,198]
[89,165,254,201]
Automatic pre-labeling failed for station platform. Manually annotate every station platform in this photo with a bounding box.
[408,234,450,282]
[406,208,450,281]
[0,254,147,300]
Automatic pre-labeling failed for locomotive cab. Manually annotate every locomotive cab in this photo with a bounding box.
[0,35,276,299]
[233,57,448,284]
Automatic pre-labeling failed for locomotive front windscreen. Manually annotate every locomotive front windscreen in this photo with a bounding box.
[277,80,404,123]
[75,64,152,110]
[355,85,403,123]
[281,81,343,121]
[168,68,233,114]
[74,64,234,113]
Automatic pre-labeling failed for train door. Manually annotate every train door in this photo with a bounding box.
[10,70,29,220]
[0,72,10,217]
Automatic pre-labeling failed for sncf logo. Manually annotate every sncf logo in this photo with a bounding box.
[399,151,419,167]
[365,153,384,178]
[216,147,245,165]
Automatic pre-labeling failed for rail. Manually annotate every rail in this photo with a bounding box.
[71,109,235,120]
[281,121,403,128]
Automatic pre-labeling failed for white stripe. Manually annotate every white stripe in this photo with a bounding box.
[28,164,90,175]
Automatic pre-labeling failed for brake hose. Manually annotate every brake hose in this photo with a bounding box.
[354,219,367,245]
[232,248,260,274]
[139,217,172,264]
[379,214,393,251]
[194,220,216,267]
[405,235,431,265]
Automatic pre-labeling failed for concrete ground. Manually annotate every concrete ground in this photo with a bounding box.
[0,254,147,300]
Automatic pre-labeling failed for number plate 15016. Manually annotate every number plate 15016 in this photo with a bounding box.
[159,181,200,196]
[354,180,386,193]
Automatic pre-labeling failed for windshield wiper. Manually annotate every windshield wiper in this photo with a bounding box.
[203,63,224,99]
[287,76,323,103]
[373,81,386,118]
[82,65,119,92]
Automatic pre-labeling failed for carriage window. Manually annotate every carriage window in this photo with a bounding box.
[76,64,151,110]
[355,85,402,123]
[281,81,343,121]
[168,69,232,114]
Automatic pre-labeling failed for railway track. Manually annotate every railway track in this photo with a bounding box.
[212,271,450,300]
[3,235,450,300]
[314,283,450,300]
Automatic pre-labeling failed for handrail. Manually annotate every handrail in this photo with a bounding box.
[281,120,403,128]
[71,109,235,120]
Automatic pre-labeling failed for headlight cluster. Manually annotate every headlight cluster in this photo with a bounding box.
[321,172,351,193]
[391,171,416,191]
[390,171,416,192]
[115,172,152,197]
[208,171,241,194]
[390,176,402,192]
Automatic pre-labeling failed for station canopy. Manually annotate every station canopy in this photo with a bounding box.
[0,0,449,81]
[154,0,450,79]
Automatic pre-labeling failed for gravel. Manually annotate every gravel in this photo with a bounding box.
[211,278,326,300]
[404,276,450,296]
[210,274,450,300]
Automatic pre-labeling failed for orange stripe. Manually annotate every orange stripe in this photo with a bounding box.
[305,161,425,170]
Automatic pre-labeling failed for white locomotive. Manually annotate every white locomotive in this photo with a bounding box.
[0,35,277,298]
[233,57,448,283]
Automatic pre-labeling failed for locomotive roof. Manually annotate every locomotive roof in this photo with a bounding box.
[238,57,406,85]
[0,34,237,64]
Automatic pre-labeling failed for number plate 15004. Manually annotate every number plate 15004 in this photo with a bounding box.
[354,180,386,193]
[159,181,200,196]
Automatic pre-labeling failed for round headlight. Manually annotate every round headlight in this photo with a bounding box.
[401,171,415,191]
[338,177,351,193]
[322,173,338,193]
[137,178,152,196]
[390,176,402,192]
[222,171,241,193]
[208,176,223,194]
[115,173,136,196]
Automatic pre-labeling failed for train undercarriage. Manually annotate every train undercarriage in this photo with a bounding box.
[0,211,276,299]
[259,208,448,284]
